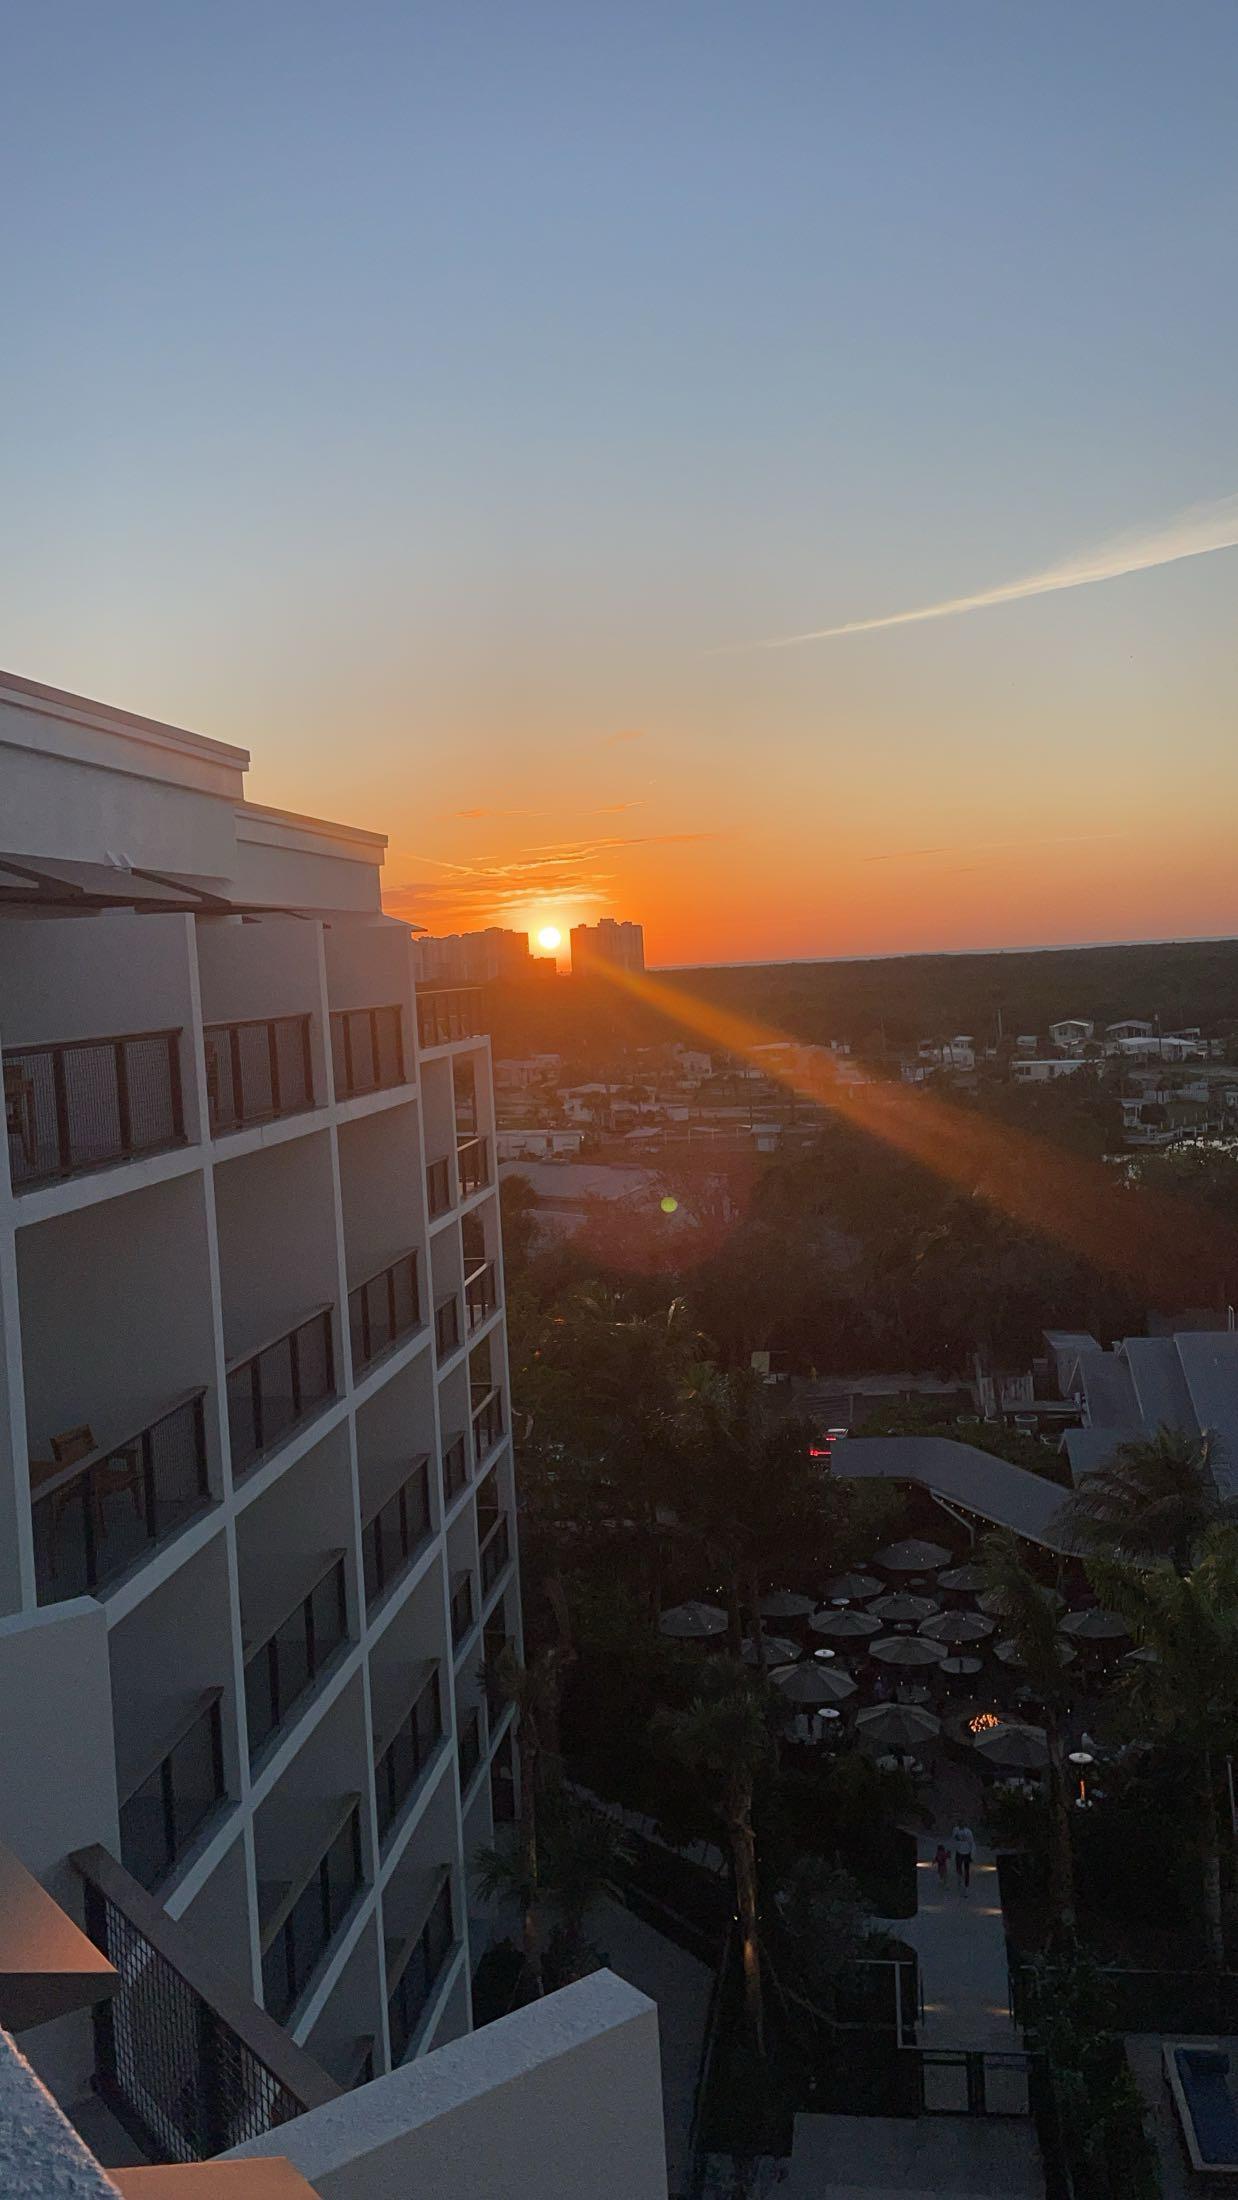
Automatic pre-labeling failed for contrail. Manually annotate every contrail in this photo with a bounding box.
[751,489,1238,649]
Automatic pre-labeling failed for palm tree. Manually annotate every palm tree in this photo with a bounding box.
[979,1531,1076,1933]
[475,1795,631,1994]
[1060,1426,1233,1576]
[658,1659,776,2053]
[679,1367,834,1667]
[1088,1525,1238,1970]
[478,1644,559,1998]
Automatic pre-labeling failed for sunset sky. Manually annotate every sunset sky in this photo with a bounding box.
[2,3,1236,967]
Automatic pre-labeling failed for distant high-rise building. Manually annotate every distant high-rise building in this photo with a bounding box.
[412,927,532,985]
[569,919,645,976]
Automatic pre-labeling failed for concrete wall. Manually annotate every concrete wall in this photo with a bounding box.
[227,1970,669,2200]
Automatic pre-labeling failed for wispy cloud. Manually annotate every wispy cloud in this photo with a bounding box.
[383,829,719,926]
[601,728,647,746]
[594,799,648,815]
[859,831,1124,865]
[745,489,1238,650]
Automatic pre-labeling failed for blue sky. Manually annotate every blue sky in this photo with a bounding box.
[3,3,1236,961]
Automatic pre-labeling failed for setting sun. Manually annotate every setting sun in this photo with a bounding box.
[536,925,562,952]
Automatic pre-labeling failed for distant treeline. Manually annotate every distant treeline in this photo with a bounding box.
[484,937,1238,1063]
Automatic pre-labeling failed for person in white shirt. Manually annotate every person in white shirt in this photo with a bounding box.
[952,1823,975,1891]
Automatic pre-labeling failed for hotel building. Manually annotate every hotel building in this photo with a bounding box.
[0,669,599,2176]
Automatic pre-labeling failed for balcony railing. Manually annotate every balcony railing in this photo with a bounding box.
[387,1875,454,2065]
[244,1553,349,1763]
[361,1459,431,1610]
[204,1015,313,1134]
[349,1251,420,1374]
[464,1259,498,1332]
[434,1295,461,1360]
[450,1573,475,1649]
[425,1154,453,1219]
[227,1307,335,1477]
[5,1028,185,1189]
[119,1689,226,1893]
[74,1843,340,2163]
[456,1134,490,1198]
[31,1389,210,1605]
[457,1706,483,1791]
[415,986,485,1050]
[441,1432,468,1506]
[480,1513,511,1600]
[330,1004,406,1100]
[260,1798,364,2026]
[471,1384,504,1465]
[374,1666,443,1844]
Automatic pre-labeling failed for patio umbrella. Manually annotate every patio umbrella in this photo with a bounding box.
[973,1721,1050,1769]
[741,1634,799,1667]
[1059,1607,1131,1642]
[869,1633,946,1668]
[758,1590,816,1620]
[823,1572,882,1602]
[939,1654,984,1678]
[1124,1643,1160,1666]
[874,1538,952,1573]
[937,1561,990,1593]
[770,1661,857,1705]
[870,1590,940,1625]
[919,1609,996,1645]
[977,1585,1064,1619]
[659,1601,728,1640]
[993,1637,1076,1668]
[810,1606,883,1640]
[854,1702,941,1751]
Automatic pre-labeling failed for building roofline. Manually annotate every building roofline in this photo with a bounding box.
[236,799,387,855]
[0,668,250,769]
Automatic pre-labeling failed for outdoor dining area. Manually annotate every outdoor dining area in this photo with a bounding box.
[657,1530,1137,1790]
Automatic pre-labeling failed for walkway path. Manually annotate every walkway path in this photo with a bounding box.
[893,1838,1019,2053]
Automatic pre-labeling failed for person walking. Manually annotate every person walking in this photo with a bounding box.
[952,1822,975,1892]
[934,1840,950,1885]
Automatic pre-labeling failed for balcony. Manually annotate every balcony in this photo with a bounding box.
[118,1689,226,1893]
[386,1873,454,2064]
[441,1433,468,1506]
[434,1294,461,1361]
[415,985,485,1050]
[479,1512,511,1600]
[425,1154,453,1219]
[456,1134,490,1199]
[449,1572,475,1650]
[243,1552,349,1763]
[457,1706,483,1791]
[471,1384,504,1466]
[204,1014,314,1134]
[349,1252,420,1376]
[372,1665,443,1844]
[464,1259,497,1333]
[4,1028,185,1190]
[361,1458,431,1611]
[73,1842,339,2162]
[30,1389,210,1605]
[260,1796,364,2025]
[331,1005,406,1101]
[227,1307,336,1477]
[483,1622,514,1716]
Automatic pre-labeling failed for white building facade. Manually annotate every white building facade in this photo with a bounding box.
[0,671,522,2109]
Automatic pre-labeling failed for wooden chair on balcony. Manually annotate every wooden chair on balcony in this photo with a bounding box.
[50,1424,144,1528]
[4,1060,37,1169]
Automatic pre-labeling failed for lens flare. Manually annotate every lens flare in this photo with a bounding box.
[660,1194,679,1214]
